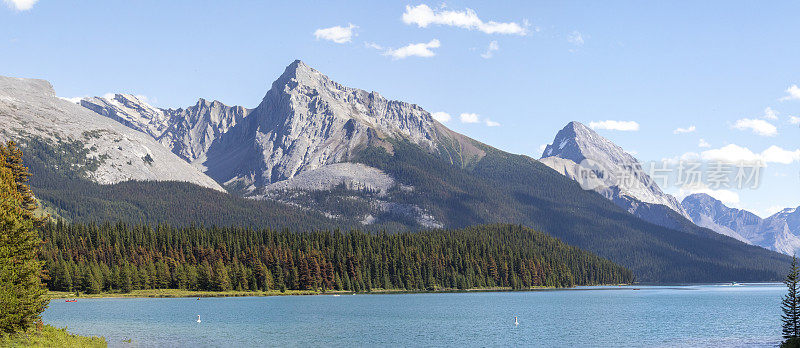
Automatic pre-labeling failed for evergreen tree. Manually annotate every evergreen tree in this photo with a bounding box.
[212,261,231,291]
[0,141,48,335]
[784,256,800,343]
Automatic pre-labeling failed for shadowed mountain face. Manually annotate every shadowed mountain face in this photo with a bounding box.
[682,193,800,255]
[59,60,792,282]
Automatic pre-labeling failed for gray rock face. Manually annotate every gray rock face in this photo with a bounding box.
[209,60,442,190]
[540,121,689,220]
[681,193,800,255]
[81,94,170,137]
[81,94,251,166]
[681,193,756,243]
[82,60,462,197]
[160,99,250,165]
[261,163,395,196]
[0,76,225,191]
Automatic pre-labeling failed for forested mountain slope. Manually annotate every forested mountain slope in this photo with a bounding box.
[353,140,790,283]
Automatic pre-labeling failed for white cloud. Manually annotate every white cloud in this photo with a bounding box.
[780,85,800,101]
[485,119,500,127]
[761,146,800,164]
[459,113,480,123]
[732,118,777,137]
[673,125,696,134]
[763,107,779,120]
[698,139,711,148]
[481,41,499,59]
[364,42,384,50]
[383,39,441,59]
[57,96,83,104]
[568,31,584,46]
[588,120,640,131]
[790,116,800,125]
[431,111,451,123]
[3,0,38,11]
[700,144,800,165]
[402,4,528,35]
[314,24,357,44]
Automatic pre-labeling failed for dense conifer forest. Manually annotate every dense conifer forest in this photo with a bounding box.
[39,222,633,293]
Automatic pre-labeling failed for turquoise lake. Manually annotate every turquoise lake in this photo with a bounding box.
[43,284,783,347]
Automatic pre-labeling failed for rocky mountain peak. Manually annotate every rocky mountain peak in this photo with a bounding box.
[540,121,689,220]
[542,121,637,167]
[768,206,800,232]
[682,193,724,213]
[218,60,443,188]
[681,193,800,255]
[77,60,459,195]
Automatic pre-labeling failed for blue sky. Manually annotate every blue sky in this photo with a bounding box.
[2,0,799,216]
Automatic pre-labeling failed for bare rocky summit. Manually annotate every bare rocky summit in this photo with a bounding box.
[540,121,689,222]
[682,193,800,255]
[81,60,477,197]
[0,76,225,191]
[81,94,251,166]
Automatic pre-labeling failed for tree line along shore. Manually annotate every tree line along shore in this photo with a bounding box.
[40,222,633,295]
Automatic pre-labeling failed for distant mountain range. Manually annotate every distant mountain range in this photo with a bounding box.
[538,120,800,255]
[682,193,800,255]
[0,61,793,282]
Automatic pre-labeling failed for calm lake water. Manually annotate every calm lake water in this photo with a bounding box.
[43,284,783,347]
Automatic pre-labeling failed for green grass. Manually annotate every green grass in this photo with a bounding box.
[46,288,324,299]
[42,284,619,300]
[0,325,106,348]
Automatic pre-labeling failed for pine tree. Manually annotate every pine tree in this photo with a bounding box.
[783,255,800,343]
[0,141,48,335]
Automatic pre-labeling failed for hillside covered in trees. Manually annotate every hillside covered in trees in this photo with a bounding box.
[40,223,633,293]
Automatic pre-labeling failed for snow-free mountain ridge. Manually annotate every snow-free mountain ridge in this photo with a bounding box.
[682,193,800,255]
[540,121,690,230]
[81,60,479,196]
[0,76,224,191]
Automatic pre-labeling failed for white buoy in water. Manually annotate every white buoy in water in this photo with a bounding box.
[514,317,519,326]
[197,315,201,323]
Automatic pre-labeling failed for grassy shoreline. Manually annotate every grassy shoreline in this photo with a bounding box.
[0,325,106,348]
[46,285,631,300]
